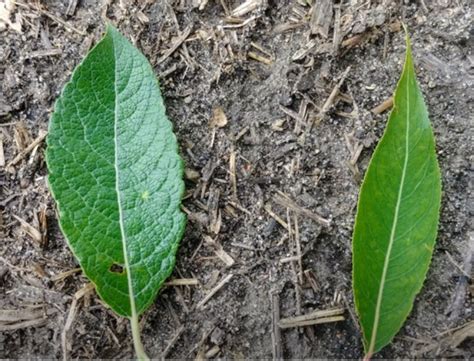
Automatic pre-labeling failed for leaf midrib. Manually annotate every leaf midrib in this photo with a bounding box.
[367,65,411,354]
[111,35,138,321]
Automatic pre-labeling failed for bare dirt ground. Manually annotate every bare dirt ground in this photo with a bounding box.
[0,0,472,359]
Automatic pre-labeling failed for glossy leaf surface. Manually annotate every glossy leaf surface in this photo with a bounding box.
[46,25,186,319]
[352,34,441,356]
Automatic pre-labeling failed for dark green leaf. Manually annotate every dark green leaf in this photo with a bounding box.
[352,33,441,357]
[46,25,186,359]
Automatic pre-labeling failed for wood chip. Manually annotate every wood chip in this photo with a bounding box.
[231,0,262,17]
[205,345,220,358]
[66,0,78,16]
[25,48,62,59]
[248,51,272,65]
[0,308,44,322]
[13,215,42,244]
[209,107,228,128]
[310,0,333,38]
[7,129,47,169]
[229,149,237,200]
[341,34,366,48]
[74,282,95,299]
[371,97,394,114]
[292,39,317,61]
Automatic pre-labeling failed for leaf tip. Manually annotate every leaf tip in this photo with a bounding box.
[401,23,413,67]
[105,21,119,37]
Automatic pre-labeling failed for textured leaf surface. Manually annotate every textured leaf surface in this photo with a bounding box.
[46,25,186,318]
[352,35,441,356]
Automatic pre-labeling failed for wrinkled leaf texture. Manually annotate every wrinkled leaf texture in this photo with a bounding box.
[352,33,441,356]
[46,25,186,319]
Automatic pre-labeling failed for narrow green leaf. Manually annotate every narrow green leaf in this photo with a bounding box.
[46,25,186,358]
[352,32,441,357]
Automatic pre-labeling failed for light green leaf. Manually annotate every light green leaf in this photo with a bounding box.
[46,25,186,359]
[352,32,441,357]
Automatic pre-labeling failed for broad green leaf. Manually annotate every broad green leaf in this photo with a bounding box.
[46,25,186,358]
[352,33,441,357]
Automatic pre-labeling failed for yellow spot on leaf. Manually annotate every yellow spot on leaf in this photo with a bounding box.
[141,191,150,201]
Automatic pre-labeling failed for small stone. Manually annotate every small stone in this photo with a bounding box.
[210,327,225,346]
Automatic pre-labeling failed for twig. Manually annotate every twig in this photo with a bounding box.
[6,130,47,168]
[271,293,282,360]
[316,66,351,125]
[273,191,330,227]
[187,326,216,356]
[332,5,342,53]
[445,251,471,279]
[341,292,360,332]
[165,278,200,286]
[204,236,235,267]
[196,274,234,310]
[157,25,193,64]
[231,0,262,17]
[287,210,301,316]
[51,268,82,282]
[280,315,344,329]
[248,51,272,65]
[264,204,289,230]
[13,215,42,244]
[0,317,47,331]
[279,307,345,329]
[161,325,185,359]
[0,136,4,167]
[279,256,300,264]
[302,66,351,142]
[294,215,303,284]
[39,8,86,35]
[61,298,78,361]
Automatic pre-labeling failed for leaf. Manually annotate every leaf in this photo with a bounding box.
[46,25,186,359]
[352,31,441,357]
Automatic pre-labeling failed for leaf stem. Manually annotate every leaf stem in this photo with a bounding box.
[130,315,150,361]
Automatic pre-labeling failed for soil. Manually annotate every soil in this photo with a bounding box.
[0,0,472,359]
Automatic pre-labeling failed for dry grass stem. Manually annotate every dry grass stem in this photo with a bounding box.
[196,274,234,310]
[279,307,345,329]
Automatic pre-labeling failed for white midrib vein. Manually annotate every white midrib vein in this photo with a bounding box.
[111,34,148,360]
[367,69,411,356]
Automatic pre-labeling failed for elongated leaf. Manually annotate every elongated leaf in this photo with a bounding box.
[352,33,441,356]
[46,25,186,321]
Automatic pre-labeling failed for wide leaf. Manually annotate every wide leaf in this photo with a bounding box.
[352,33,441,357]
[46,25,186,358]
